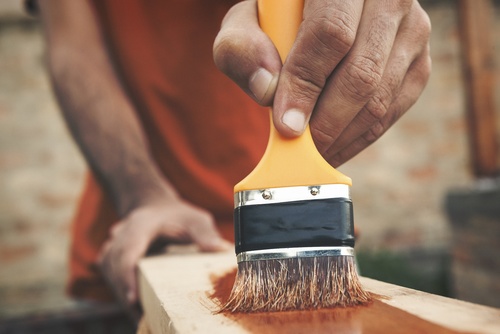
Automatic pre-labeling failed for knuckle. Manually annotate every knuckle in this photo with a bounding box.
[212,1,247,65]
[420,14,432,39]
[396,0,414,11]
[376,0,413,18]
[212,33,236,71]
[308,12,356,55]
[311,124,336,154]
[330,150,350,167]
[213,32,258,73]
[365,94,390,121]
[413,6,431,40]
[383,0,413,15]
[424,53,432,79]
[363,122,385,143]
[410,48,432,87]
[287,63,325,103]
[402,2,431,43]
[342,56,383,100]
[419,50,432,82]
[287,9,359,105]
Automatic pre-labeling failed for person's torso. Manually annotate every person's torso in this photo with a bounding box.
[90,0,269,223]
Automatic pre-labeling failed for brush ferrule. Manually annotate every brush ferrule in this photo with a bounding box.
[234,184,350,208]
[236,246,354,262]
[234,196,355,254]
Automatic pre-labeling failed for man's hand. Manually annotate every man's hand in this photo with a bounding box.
[97,197,231,305]
[214,0,431,166]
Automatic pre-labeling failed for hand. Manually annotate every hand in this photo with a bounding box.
[214,0,431,166]
[97,197,232,305]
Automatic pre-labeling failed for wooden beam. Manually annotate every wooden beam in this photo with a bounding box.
[138,249,500,334]
[457,0,499,177]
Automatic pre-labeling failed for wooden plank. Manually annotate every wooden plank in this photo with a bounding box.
[457,0,499,177]
[137,318,152,334]
[138,249,500,334]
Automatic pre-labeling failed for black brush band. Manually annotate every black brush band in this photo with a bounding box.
[234,198,354,254]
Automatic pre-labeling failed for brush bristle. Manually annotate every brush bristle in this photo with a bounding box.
[219,256,372,313]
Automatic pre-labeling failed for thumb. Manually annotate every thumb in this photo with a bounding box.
[213,0,281,106]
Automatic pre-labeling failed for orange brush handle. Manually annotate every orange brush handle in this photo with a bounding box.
[234,0,351,192]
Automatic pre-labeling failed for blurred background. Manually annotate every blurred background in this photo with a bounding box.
[0,0,498,333]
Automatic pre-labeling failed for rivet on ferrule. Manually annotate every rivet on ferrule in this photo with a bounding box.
[310,186,320,196]
[261,190,272,200]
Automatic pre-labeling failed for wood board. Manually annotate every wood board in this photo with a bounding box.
[138,249,500,334]
[458,0,498,177]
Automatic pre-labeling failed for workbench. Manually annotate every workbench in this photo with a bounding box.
[137,249,500,334]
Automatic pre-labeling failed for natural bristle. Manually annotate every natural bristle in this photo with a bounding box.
[219,256,372,313]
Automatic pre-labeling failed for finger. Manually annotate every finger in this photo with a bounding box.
[150,205,231,251]
[309,0,412,152]
[97,239,111,264]
[100,223,151,305]
[322,2,431,159]
[187,213,232,252]
[116,237,150,305]
[121,252,140,304]
[213,0,281,105]
[329,49,431,166]
[193,224,232,252]
[272,0,364,136]
[110,221,124,237]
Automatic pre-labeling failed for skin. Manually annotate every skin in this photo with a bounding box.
[214,0,432,167]
[37,0,231,309]
[37,0,431,314]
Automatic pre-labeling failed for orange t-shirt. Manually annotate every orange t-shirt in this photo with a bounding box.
[68,0,269,301]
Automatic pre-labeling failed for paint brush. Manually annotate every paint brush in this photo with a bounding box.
[221,0,371,313]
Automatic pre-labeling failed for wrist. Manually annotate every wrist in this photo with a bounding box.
[108,169,179,217]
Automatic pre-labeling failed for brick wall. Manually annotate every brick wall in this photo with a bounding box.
[0,0,498,318]
[0,6,86,317]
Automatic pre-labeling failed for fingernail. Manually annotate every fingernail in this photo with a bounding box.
[249,68,274,102]
[282,109,307,134]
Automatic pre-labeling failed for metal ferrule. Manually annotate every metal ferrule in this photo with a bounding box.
[234,184,350,208]
[237,246,355,263]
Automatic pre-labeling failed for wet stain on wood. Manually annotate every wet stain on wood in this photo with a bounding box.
[209,269,468,334]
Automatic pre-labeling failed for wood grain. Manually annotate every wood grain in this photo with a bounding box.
[458,0,499,177]
[138,250,500,334]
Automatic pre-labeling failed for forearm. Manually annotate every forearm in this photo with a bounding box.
[52,51,175,214]
[39,1,176,216]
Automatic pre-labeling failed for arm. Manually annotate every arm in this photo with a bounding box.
[38,0,230,305]
[214,0,431,166]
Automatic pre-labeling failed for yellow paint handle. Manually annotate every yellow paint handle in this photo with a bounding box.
[234,0,351,192]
